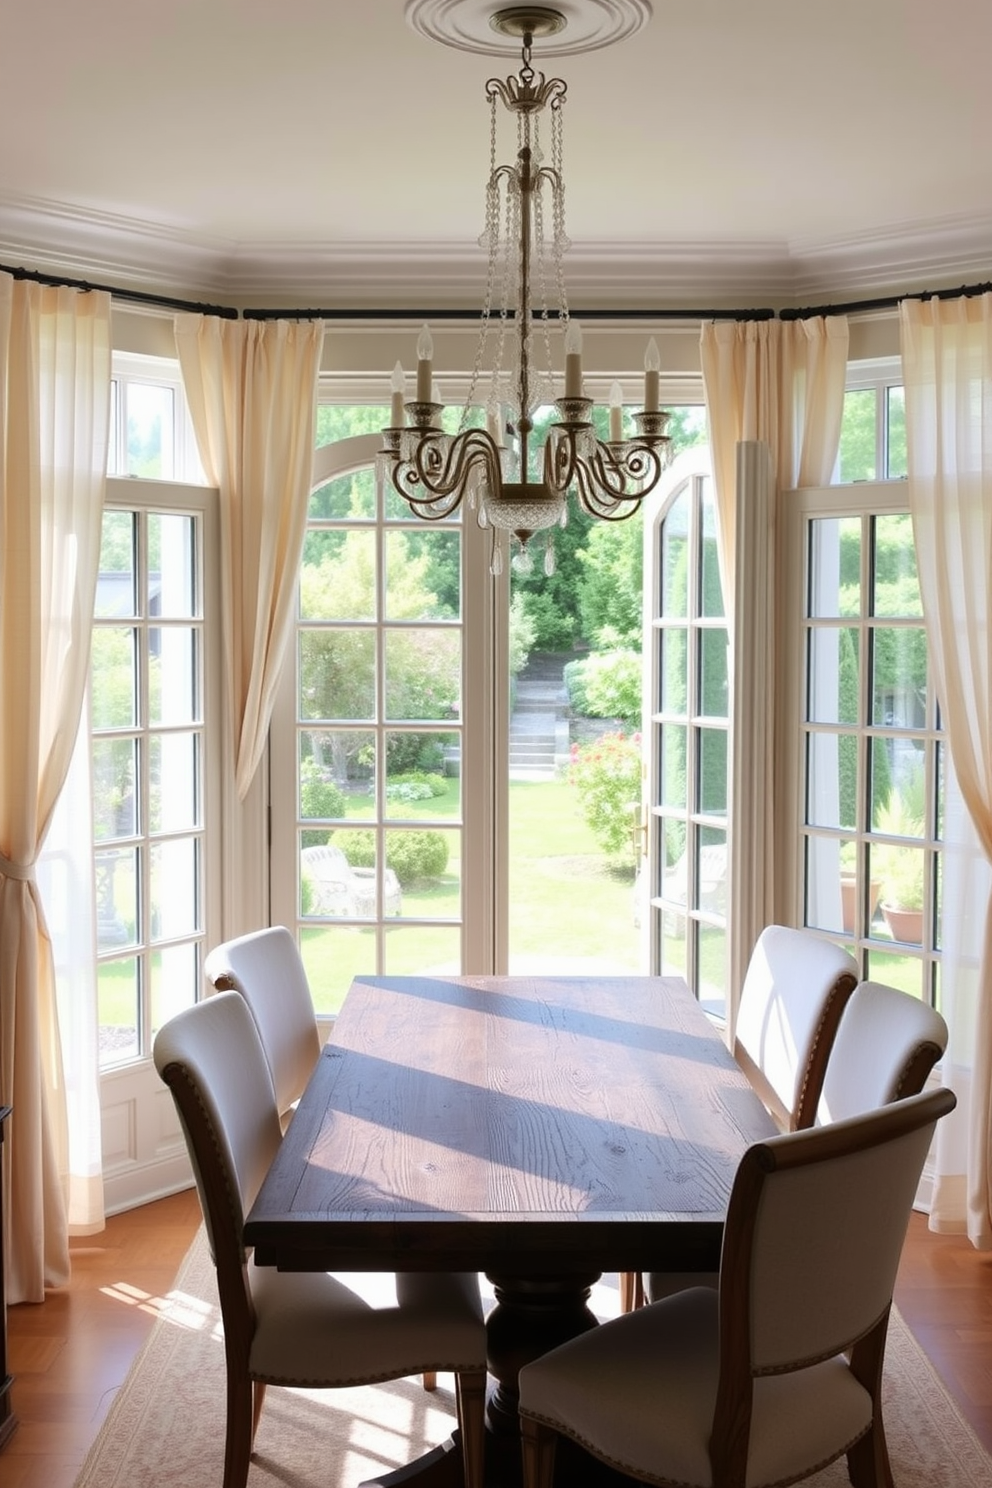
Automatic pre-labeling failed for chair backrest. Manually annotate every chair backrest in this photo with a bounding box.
[204,926,321,1120]
[817,980,949,1124]
[733,924,859,1131]
[718,1085,956,1387]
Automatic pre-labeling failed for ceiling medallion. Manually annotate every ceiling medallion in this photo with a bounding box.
[406,0,652,57]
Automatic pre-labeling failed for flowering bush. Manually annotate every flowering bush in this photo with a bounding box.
[568,731,642,858]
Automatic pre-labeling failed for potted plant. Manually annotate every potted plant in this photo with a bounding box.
[873,785,926,943]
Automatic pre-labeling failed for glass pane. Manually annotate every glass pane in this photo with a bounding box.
[871,631,927,728]
[698,923,726,1020]
[300,830,397,921]
[98,957,139,1066]
[805,833,845,934]
[384,924,461,976]
[868,735,897,830]
[872,514,921,617]
[300,630,375,720]
[127,382,175,479]
[886,386,907,480]
[301,529,376,620]
[385,530,461,621]
[309,468,376,520]
[808,518,860,619]
[384,629,460,721]
[300,729,374,823]
[150,839,199,941]
[385,732,461,818]
[865,947,925,998]
[660,724,687,809]
[149,627,198,726]
[697,727,728,815]
[150,732,199,834]
[700,480,724,618]
[805,732,852,830]
[93,738,138,839]
[300,925,375,1014]
[659,913,687,978]
[96,846,137,949]
[385,827,459,920]
[660,490,689,617]
[699,628,728,719]
[91,628,137,729]
[660,627,687,715]
[697,827,727,918]
[150,941,198,1039]
[808,627,859,724]
[838,388,877,483]
[150,513,196,618]
[96,512,136,617]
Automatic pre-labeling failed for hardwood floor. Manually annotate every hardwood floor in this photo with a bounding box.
[3,1194,992,1486]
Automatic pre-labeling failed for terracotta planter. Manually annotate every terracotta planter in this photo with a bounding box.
[840,875,882,934]
[881,903,924,944]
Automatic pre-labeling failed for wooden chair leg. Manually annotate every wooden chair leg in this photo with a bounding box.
[454,1370,488,1488]
[520,1413,557,1488]
[619,1270,644,1311]
[422,1370,437,1391]
[251,1380,267,1445]
[224,1370,255,1488]
[847,1420,894,1488]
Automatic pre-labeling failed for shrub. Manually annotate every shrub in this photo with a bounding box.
[343,828,449,886]
[567,649,641,731]
[569,731,642,858]
[299,757,347,849]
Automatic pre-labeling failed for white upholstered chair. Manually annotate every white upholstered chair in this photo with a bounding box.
[154,992,487,1488]
[817,979,948,1124]
[733,923,859,1132]
[204,927,441,1392]
[520,1086,956,1488]
[203,926,321,1132]
[625,924,859,1312]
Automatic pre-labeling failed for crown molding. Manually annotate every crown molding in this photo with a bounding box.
[3,191,991,313]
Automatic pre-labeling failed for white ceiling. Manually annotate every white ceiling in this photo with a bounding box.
[3,0,992,311]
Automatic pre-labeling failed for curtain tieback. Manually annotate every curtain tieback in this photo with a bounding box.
[0,852,36,882]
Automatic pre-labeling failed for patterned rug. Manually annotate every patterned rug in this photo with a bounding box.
[73,1227,992,1487]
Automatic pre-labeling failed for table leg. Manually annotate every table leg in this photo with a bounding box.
[484,1271,601,1436]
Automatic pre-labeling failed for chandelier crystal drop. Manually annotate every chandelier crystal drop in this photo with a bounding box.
[376,6,673,576]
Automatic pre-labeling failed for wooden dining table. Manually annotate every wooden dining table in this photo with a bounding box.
[244,972,776,1485]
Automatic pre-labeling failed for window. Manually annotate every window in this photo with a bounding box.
[837,363,907,483]
[109,355,204,482]
[93,487,219,1064]
[783,484,943,1011]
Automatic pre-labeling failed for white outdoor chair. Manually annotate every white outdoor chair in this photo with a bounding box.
[154,992,487,1488]
[817,979,949,1124]
[520,1086,956,1488]
[300,842,401,918]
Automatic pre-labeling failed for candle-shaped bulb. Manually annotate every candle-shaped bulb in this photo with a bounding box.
[390,361,406,428]
[416,324,433,403]
[609,381,624,443]
[564,319,583,399]
[644,336,661,412]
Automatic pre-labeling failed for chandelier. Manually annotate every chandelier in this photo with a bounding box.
[377,5,672,576]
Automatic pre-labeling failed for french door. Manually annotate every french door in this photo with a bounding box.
[268,434,505,1013]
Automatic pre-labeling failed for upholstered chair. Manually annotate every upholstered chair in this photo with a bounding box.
[520,1087,956,1488]
[154,992,487,1488]
[817,978,948,1124]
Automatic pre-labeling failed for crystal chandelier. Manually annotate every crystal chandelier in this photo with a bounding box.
[377,5,672,577]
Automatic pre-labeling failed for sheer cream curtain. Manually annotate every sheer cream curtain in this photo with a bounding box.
[174,315,324,801]
[0,274,111,1301]
[900,293,992,1248]
[700,317,849,1005]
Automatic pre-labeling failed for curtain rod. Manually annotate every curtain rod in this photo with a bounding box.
[0,263,239,319]
[6,259,992,325]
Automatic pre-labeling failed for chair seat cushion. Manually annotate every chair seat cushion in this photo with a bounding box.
[518,1287,873,1488]
[248,1261,486,1386]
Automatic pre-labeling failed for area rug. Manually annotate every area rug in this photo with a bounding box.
[74,1227,992,1487]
